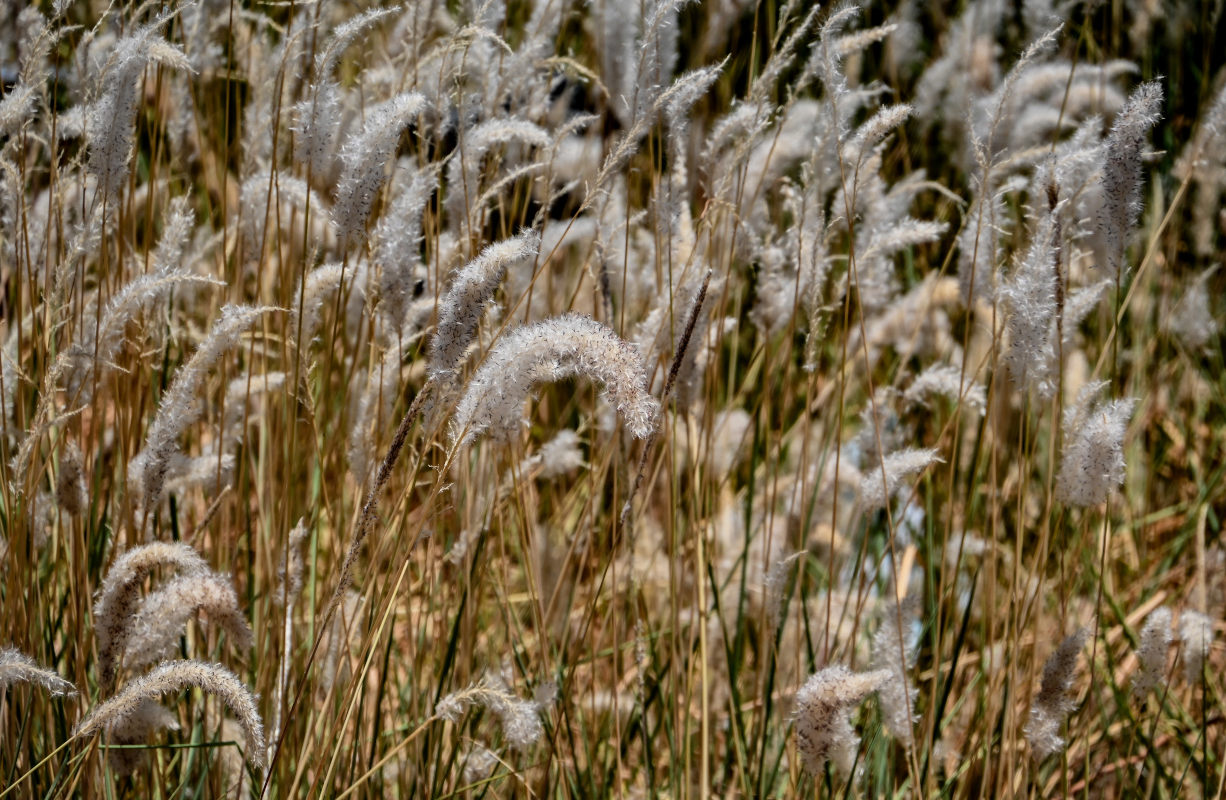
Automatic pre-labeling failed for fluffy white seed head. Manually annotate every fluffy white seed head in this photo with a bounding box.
[1025,626,1088,760]
[1132,606,1171,702]
[858,447,943,511]
[122,571,254,671]
[0,648,77,696]
[1179,610,1214,684]
[1094,81,1162,277]
[1056,382,1135,507]
[332,92,427,243]
[128,305,276,511]
[792,665,890,777]
[429,230,541,380]
[1000,204,1059,398]
[904,364,986,416]
[94,542,211,688]
[87,19,190,198]
[870,596,920,747]
[450,314,658,446]
[74,660,266,769]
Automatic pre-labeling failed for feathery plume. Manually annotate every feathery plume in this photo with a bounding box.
[293,7,398,176]
[1056,382,1135,507]
[858,447,943,511]
[94,542,210,689]
[428,230,541,379]
[871,595,920,747]
[87,17,190,198]
[75,660,266,769]
[1165,268,1219,350]
[1132,606,1171,702]
[764,551,806,634]
[1025,626,1088,760]
[373,164,439,328]
[332,92,427,242]
[1179,610,1214,684]
[0,648,77,696]
[999,202,1060,398]
[123,572,253,671]
[792,665,890,777]
[0,84,38,139]
[129,305,277,510]
[904,364,986,416]
[451,314,658,446]
[433,675,546,752]
[1094,81,1162,277]
[276,519,309,609]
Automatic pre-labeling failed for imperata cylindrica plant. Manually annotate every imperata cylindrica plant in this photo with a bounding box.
[85,15,190,199]
[3,0,1220,794]
[332,92,427,243]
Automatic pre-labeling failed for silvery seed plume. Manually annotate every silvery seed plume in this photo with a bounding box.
[999,199,1060,398]
[0,83,38,139]
[1056,381,1135,507]
[65,274,223,403]
[94,542,210,689]
[129,305,277,511]
[764,551,806,634]
[444,119,549,230]
[903,364,986,416]
[871,594,920,747]
[293,7,399,176]
[0,647,76,696]
[332,92,427,243]
[957,179,1006,305]
[123,571,254,672]
[858,447,943,512]
[75,660,266,769]
[1025,626,1088,760]
[1165,267,1219,350]
[1093,81,1161,278]
[373,164,439,328]
[293,263,345,368]
[797,3,860,108]
[434,675,546,752]
[451,313,658,446]
[792,665,890,777]
[86,16,190,198]
[429,230,541,380]
[276,518,310,609]
[1131,606,1171,702]
[1179,610,1214,684]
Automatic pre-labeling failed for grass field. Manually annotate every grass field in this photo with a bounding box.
[2,0,1226,796]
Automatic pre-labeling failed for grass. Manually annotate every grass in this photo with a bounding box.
[1,0,1225,797]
